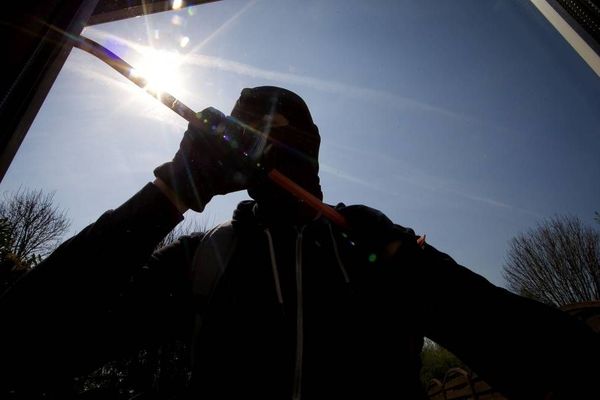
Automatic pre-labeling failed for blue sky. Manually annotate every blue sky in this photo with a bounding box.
[2,0,599,286]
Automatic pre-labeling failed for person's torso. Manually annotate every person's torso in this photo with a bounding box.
[190,218,425,399]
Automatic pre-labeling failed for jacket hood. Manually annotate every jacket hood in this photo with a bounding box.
[231,198,330,229]
[231,199,312,229]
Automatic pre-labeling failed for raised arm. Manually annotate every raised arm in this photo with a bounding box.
[0,182,184,395]
[0,106,256,396]
[339,204,600,400]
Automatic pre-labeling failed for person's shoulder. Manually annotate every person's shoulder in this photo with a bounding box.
[334,202,393,224]
[333,202,417,237]
[157,221,235,257]
[334,203,385,213]
[203,220,236,239]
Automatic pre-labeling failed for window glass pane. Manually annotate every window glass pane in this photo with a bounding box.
[2,0,599,286]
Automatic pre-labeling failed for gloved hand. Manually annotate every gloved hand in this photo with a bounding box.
[338,205,423,264]
[154,107,258,212]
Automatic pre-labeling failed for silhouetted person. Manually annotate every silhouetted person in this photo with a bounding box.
[0,86,598,399]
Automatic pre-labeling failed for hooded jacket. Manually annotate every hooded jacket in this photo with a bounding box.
[1,183,598,399]
[187,199,426,399]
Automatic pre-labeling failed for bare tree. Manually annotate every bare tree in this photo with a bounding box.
[503,215,600,307]
[0,188,70,267]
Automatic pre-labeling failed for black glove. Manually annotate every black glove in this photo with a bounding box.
[338,205,422,264]
[154,107,258,211]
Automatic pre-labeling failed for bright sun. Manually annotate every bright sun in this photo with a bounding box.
[130,47,186,98]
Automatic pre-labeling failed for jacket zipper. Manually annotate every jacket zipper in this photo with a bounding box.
[292,227,305,400]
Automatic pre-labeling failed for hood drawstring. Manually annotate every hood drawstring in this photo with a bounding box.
[265,222,350,305]
[327,222,350,284]
[264,228,284,305]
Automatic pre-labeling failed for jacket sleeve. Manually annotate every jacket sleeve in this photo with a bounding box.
[339,204,599,400]
[0,183,198,394]
[397,238,600,400]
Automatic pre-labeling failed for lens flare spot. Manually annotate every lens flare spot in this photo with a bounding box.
[171,15,183,26]
[172,0,183,10]
[368,253,377,263]
[179,36,190,48]
[104,39,128,61]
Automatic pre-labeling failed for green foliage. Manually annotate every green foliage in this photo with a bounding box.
[420,339,465,387]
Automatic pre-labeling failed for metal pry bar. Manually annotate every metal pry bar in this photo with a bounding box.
[72,35,350,228]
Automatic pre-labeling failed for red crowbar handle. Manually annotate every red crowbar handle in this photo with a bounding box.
[269,169,426,247]
[268,169,349,229]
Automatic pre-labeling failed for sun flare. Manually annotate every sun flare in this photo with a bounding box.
[130,47,186,98]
